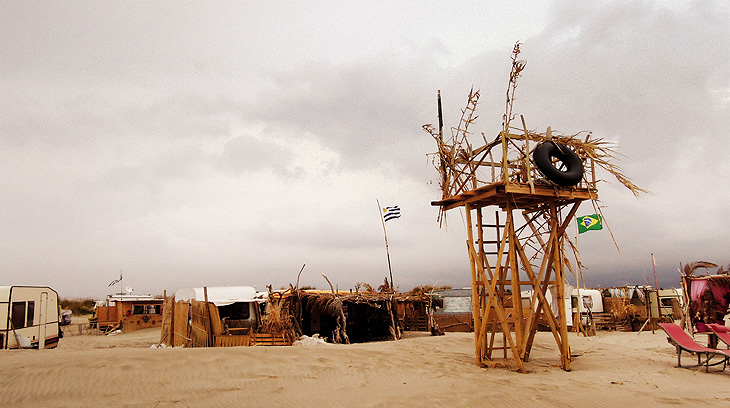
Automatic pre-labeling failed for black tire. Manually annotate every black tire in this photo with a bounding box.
[532,142,584,186]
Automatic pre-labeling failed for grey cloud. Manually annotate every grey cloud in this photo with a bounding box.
[213,133,296,176]
[241,56,443,175]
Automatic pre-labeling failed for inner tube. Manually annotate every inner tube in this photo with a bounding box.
[532,142,584,187]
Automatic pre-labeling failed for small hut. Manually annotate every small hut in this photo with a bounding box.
[159,286,286,347]
[431,288,473,332]
[601,286,664,331]
[681,274,730,334]
[283,289,428,343]
[93,292,164,333]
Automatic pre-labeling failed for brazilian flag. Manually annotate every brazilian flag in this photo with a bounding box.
[577,214,603,234]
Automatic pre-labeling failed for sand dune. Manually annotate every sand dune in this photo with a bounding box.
[2,328,729,407]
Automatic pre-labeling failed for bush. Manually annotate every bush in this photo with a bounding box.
[59,298,96,315]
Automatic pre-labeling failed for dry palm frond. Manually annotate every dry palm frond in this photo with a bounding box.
[355,282,376,293]
[681,261,718,277]
[549,132,648,197]
[377,277,393,293]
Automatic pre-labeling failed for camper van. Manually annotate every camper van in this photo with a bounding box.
[521,286,604,328]
[0,286,61,349]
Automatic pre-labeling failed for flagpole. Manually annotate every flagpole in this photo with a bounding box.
[377,199,395,291]
[651,253,659,290]
[574,216,583,335]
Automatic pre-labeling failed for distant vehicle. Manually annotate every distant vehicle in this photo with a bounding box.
[0,286,61,349]
[59,309,73,326]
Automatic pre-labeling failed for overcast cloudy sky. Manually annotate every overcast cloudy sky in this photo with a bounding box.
[2,1,729,298]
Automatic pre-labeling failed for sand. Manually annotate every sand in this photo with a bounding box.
[1,327,729,407]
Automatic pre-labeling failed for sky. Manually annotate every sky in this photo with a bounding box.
[2,1,729,299]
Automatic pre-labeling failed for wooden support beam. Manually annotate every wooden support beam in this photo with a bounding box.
[464,204,482,363]
[506,205,525,359]
[550,202,572,371]
[469,208,526,372]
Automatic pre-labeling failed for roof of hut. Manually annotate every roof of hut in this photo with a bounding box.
[174,286,258,306]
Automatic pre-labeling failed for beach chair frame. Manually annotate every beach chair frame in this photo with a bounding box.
[708,324,730,349]
[658,323,729,372]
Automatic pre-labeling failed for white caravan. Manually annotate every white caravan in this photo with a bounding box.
[0,286,61,349]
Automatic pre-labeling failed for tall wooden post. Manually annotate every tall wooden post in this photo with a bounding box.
[465,204,482,362]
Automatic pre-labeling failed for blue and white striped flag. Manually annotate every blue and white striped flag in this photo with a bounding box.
[382,206,401,222]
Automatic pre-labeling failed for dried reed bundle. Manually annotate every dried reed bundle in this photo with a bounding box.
[424,42,647,202]
[259,296,294,336]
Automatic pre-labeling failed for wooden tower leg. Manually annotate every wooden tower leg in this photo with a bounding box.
[465,204,483,364]
[466,204,526,372]
[549,203,572,371]
[465,201,578,372]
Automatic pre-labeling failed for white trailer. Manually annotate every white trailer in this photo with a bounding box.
[0,286,61,349]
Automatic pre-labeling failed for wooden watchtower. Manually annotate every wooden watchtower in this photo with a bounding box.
[425,45,603,372]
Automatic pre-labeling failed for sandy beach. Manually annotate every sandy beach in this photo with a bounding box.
[2,327,729,408]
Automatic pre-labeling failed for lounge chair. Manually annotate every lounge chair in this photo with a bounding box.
[658,323,730,372]
[708,324,730,349]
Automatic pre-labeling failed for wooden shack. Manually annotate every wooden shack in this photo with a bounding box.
[601,286,665,331]
[681,274,730,334]
[159,286,278,348]
[431,288,473,332]
[284,289,431,343]
[397,295,432,332]
[93,292,163,333]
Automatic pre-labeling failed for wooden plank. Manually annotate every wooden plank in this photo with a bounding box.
[433,314,472,332]
[160,296,172,346]
[252,333,292,346]
[190,300,210,347]
[95,306,117,326]
[203,287,213,346]
[432,181,598,211]
[214,335,251,347]
[173,301,190,347]
[208,303,222,336]
[465,204,482,362]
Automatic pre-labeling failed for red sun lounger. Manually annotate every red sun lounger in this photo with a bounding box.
[708,324,730,349]
[658,323,730,372]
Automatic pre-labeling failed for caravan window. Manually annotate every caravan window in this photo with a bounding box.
[218,303,251,321]
[12,302,26,329]
[582,296,593,310]
[26,301,35,327]
[132,304,160,315]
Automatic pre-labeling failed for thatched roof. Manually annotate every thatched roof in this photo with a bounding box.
[289,289,430,306]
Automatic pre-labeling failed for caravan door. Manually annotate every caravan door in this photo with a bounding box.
[39,292,48,349]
